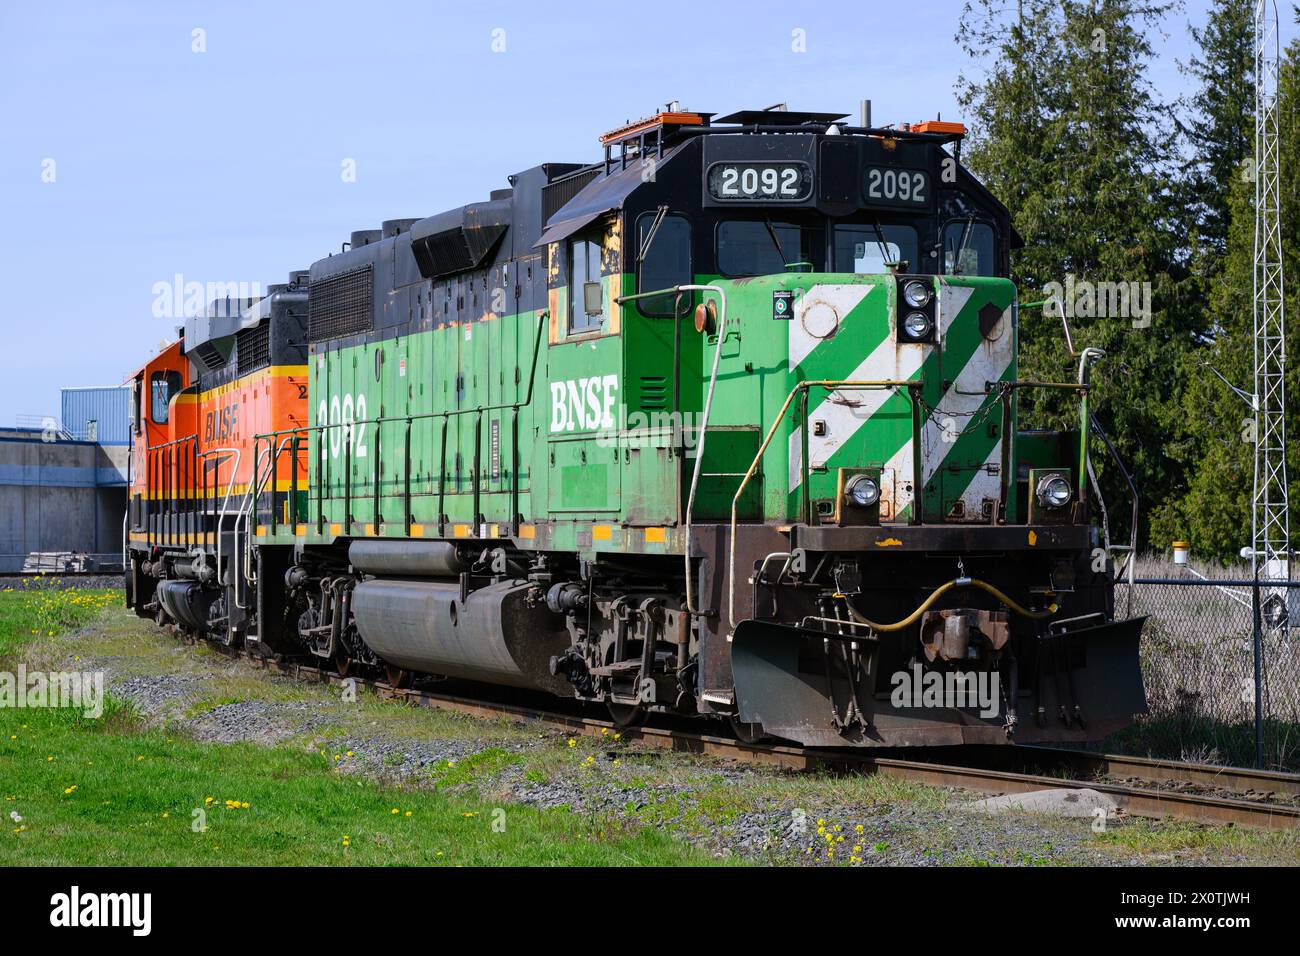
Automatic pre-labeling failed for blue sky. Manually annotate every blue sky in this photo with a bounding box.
[0,0,1268,422]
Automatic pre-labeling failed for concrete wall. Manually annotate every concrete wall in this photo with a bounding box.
[0,433,127,572]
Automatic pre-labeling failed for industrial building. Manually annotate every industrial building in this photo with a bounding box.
[0,386,130,572]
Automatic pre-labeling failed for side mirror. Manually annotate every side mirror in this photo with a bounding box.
[583,281,603,316]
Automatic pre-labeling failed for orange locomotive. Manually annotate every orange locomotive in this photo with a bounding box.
[125,275,309,640]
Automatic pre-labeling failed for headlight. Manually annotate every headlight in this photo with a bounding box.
[902,311,932,339]
[845,474,880,508]
[903,280,932,308]
[1036,474,1072,509]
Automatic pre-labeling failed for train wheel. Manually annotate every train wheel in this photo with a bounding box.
[729,715,771,746]
[385,665,412,690]
[606,702,646,728]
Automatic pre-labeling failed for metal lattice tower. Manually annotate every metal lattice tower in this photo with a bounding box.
[1252,0,1289,583]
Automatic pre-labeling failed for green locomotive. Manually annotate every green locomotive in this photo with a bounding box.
[135,106,1146,748]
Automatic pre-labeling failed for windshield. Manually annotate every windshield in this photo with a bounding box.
[942,221,996,276]
[832,223,918,274]
[716,220,819,277]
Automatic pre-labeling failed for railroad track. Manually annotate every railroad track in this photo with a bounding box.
[212,643,1300,831]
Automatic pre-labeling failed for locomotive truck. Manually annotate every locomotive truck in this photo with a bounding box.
[126,106,1146,747]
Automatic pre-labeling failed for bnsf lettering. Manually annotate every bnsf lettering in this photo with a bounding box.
[204,403,239,443]
[549,375,618,433]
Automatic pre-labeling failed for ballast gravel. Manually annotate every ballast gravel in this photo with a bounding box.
[34,611,1275,867]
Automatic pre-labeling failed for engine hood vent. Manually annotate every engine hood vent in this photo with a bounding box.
[409,198,511,280]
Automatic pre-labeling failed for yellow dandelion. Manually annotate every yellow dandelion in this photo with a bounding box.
[404,811,412,817]
[345,750,353,757]
[391,808,399,815]
[162,812,170,818]
[566,738,576,748]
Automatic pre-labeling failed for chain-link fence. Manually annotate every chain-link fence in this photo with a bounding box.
[1109,575,1300,771]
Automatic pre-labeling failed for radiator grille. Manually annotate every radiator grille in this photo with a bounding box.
[236,323,270,375]
[542,168,600,224]
[308,266,373,342]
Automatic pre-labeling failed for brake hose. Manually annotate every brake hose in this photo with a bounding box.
[840,578,1058,633]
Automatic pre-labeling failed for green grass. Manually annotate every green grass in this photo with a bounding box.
[0,701,710,865]
[0,587,119,660]
[0,587,714,867]
[1092,818,1300,858]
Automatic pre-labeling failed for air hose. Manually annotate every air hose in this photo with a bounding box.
[840,578,1058,633]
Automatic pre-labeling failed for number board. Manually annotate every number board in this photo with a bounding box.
[707,162,813,203]
[862,166,931,209]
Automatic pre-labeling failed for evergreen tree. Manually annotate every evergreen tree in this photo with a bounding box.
[957,0,1188,551]
[1183,0,1256,259]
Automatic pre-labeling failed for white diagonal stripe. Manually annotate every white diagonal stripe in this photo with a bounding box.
[788,284,875,369]
[789,339,927,490]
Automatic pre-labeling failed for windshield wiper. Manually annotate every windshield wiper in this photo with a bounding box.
[637,205,669,265]
[949,216,976,275]
[763,216,790,269]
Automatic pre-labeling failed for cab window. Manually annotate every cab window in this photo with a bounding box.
[833,224,919,274]
[942,221,996,276]
[150,370,181,424]
[717,220,818,277]
[567,231,604,334]
[637,213,692,317]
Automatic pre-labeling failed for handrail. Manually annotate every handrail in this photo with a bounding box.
[239,437,292,608]
[197,447,240,586]
[617,282,733,617]
[252,309,549,536]
[727,379,922,628]
[985,378,1089,524]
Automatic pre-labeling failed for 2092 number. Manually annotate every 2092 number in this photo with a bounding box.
[709,162,810,201]
[864,167,928,205]
[318,392,368,460]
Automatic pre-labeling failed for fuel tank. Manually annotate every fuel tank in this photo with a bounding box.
[350,578,572,695]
